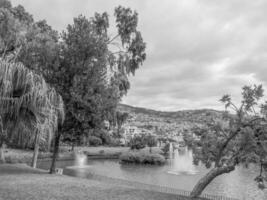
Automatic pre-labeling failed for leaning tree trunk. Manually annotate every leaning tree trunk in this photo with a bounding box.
[50,126,61,174]
[190,165,235,198]
[32,130,40,168]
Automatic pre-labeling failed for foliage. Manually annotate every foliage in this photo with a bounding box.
[190,85,267,197]
[0,0,33,59]
[161,143,170,155]
[183,134,195,148]
[119,151,165,165]
[88,136,102,146]
[0,1,146,147]
[0,59,64,162]
[145,134,157,153]
[115,111,129,138]
[129,135,146,150]
[108,137,122,146]
[145,134,157,147]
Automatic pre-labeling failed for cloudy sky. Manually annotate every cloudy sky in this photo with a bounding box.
[11,0,267,111]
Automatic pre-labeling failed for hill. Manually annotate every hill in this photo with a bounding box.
[117,104,225,136]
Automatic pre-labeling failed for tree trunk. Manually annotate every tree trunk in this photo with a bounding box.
[71,142,75,151]
[117,125,121,138]
[149,146,152,153]
[190,165,235,198]
[71,129,75,151]
[260,163,263,177]
[32,131,40,168]
[0,142,5,164]
[50,129,61,174]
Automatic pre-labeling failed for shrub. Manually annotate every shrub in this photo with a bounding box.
[161,143,170,154]
[129,135,146,150]
[91,128,111,145]
[119,151,165,165]
[144,134,157,153]
[109,138,122,146]
[88,136,102,146]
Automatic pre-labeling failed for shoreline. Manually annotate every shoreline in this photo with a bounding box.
[3,146,128,164]
[3,146,164,164]
[0,147,242,200]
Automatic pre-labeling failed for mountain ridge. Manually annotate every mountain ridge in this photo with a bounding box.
[117,104,226,134]
[118,103,224,114]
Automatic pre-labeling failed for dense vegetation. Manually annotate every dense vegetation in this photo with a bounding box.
[0,1,266,199]
[0,60,64,168]
[0,0,146,172]
[119,151,165,165]
[189,85,267,197]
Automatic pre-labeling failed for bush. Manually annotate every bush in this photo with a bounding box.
[91,128,111,145]
[88,136,102,146]
[99,150,105,154]
[161,143,170,155]
[129,135,146,150]
[109,138,122,146]
[119,151,165,165]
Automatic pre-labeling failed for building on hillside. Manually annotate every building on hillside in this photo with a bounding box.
[120,124,154,145]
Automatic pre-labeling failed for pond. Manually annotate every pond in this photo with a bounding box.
[37,147,267,200]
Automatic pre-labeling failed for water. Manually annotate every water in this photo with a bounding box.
[37,149,267,200]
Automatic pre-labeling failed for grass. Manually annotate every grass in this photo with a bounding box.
[3,148,75,164]
[3,148,52,164]
[74,146,129,156]
[0,164,186,200]
[3,146,163,164]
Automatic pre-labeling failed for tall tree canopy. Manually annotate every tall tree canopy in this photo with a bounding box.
[0,0,146,146]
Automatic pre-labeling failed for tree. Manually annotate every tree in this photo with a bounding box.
[145,134,157,153]
[0,1,146,172]
[190,85,267,198]
[54,7,146,146]
[116,111,129,138]
[0,59,64,166]
[0,0,33,59]
[0,116,6,163]
[129,135,146,150]
[161,142,170,155]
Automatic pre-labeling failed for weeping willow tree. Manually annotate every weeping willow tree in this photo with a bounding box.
[0,59,64,167]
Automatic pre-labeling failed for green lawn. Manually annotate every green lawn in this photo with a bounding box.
[0,164,188,200]
[3,146,163,164]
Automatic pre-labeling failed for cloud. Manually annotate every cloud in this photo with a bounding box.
[10,0,267,111]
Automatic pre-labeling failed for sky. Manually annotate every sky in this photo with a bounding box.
[11,0,267,111]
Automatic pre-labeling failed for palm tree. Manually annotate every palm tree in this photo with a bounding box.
[0,59,64,167]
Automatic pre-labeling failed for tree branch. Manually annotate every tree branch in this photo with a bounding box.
[107,34,119,45]
[215,128,241,167]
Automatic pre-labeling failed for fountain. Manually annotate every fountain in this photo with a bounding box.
[169,142,173,159]
[168,145,198,175]
[74,151,88,168]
